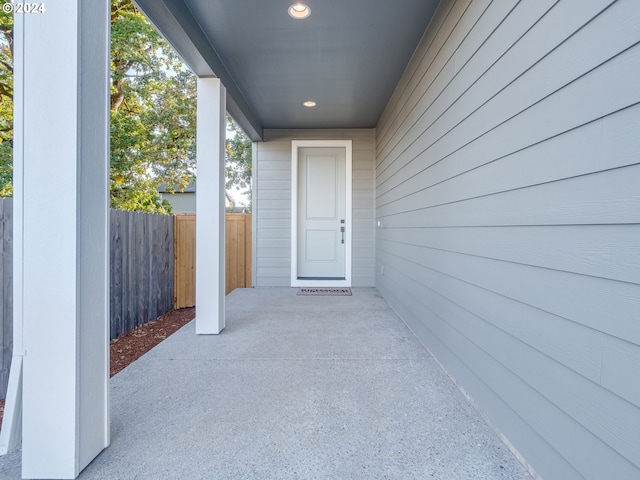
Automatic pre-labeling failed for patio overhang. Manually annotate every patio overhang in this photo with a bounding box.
[133,0,441,141]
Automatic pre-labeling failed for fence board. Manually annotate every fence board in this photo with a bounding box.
[226,213,252,294]
[110,211,122,341]
[109,210,174,339]
[0,198,12,399]
[174,214,196,308]
[245,214,253,288]
[227,217,239,294]
[173,213,252,309]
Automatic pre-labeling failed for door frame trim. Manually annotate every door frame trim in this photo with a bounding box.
[291,140,352,287]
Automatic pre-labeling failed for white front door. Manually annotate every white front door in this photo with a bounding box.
[291,141,352,287]
[298,147,346,279]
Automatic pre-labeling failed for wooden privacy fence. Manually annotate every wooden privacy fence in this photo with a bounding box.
[110,210,174,339]
[0,198,12,400]
[0,204,176,397]
[226,213,253,296]
[0,206,252,397]
[174,214,195,309]
[174,213,252,308]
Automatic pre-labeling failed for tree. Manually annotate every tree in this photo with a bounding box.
[225,115,252,211]
[0,6,13,196]
[0,0,251,212]
[110,0,196,213]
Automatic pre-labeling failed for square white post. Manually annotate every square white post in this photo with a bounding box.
[196,78,226,334]
[14,1,110,478]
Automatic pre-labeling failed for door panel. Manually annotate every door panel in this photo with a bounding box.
[305,230,337,262]
[306,157,337,218]
[298,147,346,279]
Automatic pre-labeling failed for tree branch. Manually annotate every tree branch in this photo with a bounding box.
[0,59,12,73]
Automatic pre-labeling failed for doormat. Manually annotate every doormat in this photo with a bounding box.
[297,287,352,296]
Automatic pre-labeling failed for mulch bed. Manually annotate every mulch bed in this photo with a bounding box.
[110,307,195,376]
[0,307,196,429]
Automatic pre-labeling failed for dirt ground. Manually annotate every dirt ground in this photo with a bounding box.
[0,307,195,429]
[109,307,195,376]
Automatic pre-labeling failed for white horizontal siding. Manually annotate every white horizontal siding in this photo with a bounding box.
[254,129,376,287]
[375,1,640,479]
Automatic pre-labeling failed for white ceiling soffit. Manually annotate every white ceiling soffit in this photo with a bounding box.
[133,0,441,141]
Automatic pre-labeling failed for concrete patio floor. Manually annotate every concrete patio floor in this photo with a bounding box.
[0,288,533,479]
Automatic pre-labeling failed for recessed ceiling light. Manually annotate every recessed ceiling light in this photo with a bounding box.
[288,3,311,19]
[303,101,316,107]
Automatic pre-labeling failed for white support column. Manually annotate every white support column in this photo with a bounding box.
[195,78,226,334]
[13,1,110,478]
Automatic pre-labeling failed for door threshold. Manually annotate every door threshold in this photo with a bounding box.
[292,278,351,288]
[297,277,346,281]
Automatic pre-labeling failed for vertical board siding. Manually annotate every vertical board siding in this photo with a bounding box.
[254,129,376,287]
[375,1,640,479]
[109,210,174,340]
[0,198,11,398]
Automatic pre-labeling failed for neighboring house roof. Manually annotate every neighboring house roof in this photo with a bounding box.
[158,183,240,212]
[157,182,196,194]
[133,0,440,141]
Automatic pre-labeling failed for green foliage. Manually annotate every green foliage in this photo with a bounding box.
[0,0,252,212]
[111,1,254,213]
[111,180,173,214]
[0,5,13,196]
[0,141,11,197]
[110,0,196,213]
[225,115,252,210]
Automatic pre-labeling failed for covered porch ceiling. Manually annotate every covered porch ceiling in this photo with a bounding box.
[133,0,441,141]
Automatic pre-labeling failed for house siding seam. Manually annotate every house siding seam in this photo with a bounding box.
[375,1,640,480]
[254,129,376,287]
